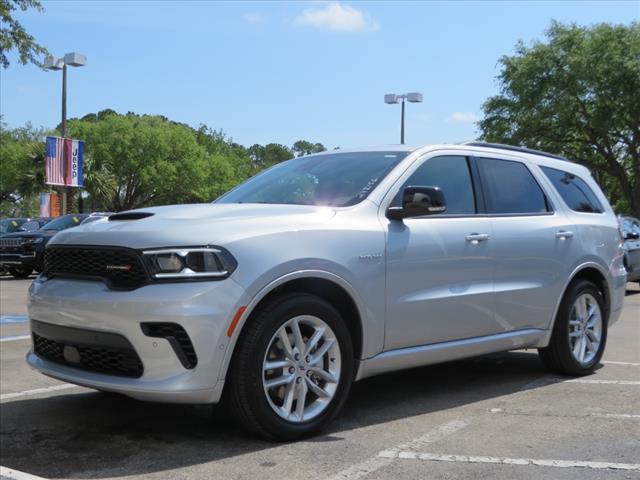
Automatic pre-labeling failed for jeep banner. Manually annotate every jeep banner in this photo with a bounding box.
[45,136,84,187]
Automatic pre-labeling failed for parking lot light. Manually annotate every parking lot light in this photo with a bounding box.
[384,91,423,144]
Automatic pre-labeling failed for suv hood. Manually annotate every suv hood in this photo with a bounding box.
[49,203,336,249]
[1,230,57,240]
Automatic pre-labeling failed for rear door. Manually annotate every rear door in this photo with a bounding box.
[477,157,577,332]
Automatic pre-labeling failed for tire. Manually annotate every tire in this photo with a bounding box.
[538,279,607,375]
[9,266,33,279]
[226,292,354,441]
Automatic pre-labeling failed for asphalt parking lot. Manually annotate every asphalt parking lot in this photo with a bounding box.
[1,276,638,480]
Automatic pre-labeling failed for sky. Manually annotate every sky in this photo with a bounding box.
[1,1,638,150]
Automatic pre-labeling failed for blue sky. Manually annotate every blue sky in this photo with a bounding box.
[1,1,637,149]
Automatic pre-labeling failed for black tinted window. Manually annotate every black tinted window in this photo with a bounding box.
[479,158,549,214]
[541,166,604,213]
[391,156,475,214]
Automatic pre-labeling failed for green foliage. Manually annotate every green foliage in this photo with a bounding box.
[0,120,48,214]
[67,113,213,211]
[248,143,294,167]
[479,21,640,217]
[0,0,49,68]
[292,140,326,157]
[2,109,329,213]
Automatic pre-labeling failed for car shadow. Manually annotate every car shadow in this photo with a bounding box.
[0,351,588,478]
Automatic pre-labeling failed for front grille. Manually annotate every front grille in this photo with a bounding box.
[32,320,143,378]
[0,238,24,248]
[43,246,149,289]
[141,323,198,369]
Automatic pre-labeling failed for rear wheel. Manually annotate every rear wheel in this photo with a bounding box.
[9,266,33,279]
[538,279,607,375]
[226,293,354,440]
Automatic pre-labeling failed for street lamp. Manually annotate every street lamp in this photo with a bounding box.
[45,52,86,215]
[384,92,423,144]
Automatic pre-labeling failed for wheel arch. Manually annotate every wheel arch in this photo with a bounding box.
[218,271,365,384]
[545,262,611,344]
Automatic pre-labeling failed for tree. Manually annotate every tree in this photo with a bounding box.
[248,143,294,167]
[479,21,640,217]
[292,140,326,157]
[0,0,49,68]
[67,113,213,211]
[0,120,48,211]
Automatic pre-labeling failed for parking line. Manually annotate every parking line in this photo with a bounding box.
[602,360,640,367]
[0,384,78,402]
[0,335,30,343]
[488,408,640,419]
[567,379,640,385]
[325,420,468,480]
[379,451,640,471]
[0,466,49,480]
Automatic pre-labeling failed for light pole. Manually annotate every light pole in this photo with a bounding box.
[384,92,423,144]
[44,52,87,215]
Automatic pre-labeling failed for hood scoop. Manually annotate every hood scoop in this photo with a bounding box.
[109,212,155,221]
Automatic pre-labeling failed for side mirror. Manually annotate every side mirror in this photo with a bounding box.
[624,232,640,241]
[386,186,447,221]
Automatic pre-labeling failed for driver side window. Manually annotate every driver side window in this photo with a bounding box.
[391,155,476,215]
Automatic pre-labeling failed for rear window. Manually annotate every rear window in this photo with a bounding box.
[540,166,604,213]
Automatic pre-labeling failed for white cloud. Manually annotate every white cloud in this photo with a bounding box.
[244,12,267,24]
[448,112,479,123]
[294,2,379,33]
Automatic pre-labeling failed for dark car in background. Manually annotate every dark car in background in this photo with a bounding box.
[1,217,51,235]
[0,214,89,278]
[620,215,640,284]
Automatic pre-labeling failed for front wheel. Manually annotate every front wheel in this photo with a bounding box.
[538,279,607,375]
[9,266,33,279]
[226,293,354,440]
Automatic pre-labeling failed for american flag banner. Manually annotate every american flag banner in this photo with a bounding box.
[45,136,84,187]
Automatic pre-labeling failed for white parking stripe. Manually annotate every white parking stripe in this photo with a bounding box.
[0,466,49,480]
[602,360,640,366]
[488,408,640,419]
[0,384,78,402]
[325,420,468,480]
[567,379,640,385]
[380,451,640,471]
[0,335,30,343]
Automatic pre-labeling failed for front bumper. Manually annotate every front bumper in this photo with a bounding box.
[0,252,39,269]
[27,276,250,404]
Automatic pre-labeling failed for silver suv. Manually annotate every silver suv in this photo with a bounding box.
[28,143,627,440]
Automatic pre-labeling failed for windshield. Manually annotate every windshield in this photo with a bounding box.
[0,219,26,234]
[217,151,408,207]
[40,215,86,231]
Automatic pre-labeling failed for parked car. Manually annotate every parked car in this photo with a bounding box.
[619,215,640,283]
[27,143,626,440]
[0,218,51,236]
[18,218,53,232]
[0,213,89,278]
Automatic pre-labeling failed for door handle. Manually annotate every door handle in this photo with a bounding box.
[556,230,574,240]
[465,233,490,244]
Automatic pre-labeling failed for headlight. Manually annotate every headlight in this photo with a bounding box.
[24,237,44,244]
[142,247,236,280]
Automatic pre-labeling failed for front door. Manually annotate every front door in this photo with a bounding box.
[384,155,497,350]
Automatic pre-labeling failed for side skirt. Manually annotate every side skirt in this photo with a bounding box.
[355,328,548,381]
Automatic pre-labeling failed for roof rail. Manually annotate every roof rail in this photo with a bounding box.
[463,141,571,162]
